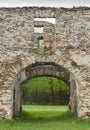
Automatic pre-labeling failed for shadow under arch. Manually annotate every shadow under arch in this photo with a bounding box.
[12,62,78,118]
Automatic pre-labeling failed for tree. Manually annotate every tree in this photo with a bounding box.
[47,77,55,105]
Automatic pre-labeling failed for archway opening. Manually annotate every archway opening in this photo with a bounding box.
[12,62,78,119]
[17,76,70,120]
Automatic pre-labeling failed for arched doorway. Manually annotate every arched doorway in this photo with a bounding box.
[12,62,78,117]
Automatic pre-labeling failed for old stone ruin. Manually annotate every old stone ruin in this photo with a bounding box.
[0,7,90,119]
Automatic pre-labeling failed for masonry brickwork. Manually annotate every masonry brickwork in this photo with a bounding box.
[0,7,90,119]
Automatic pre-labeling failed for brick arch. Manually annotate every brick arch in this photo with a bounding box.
[12,61,78,118]
[23,62,70,84]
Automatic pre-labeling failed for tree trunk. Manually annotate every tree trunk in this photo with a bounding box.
[47,77,55,105]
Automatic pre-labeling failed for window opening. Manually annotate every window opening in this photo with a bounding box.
[34,26,44,33]
[38,37,44,55]
[34,18,56,24]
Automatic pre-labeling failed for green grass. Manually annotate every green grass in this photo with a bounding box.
[0,105,90,130]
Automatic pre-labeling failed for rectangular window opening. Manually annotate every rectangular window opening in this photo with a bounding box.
[34,18,56,24]
[38,37,44,55]
[34,26,44,33]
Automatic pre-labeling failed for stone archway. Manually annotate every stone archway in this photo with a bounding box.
[0,7,90,119]
[0,53,89,119]
[12,62,78,117]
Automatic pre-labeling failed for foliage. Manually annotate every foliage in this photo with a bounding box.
[23,77,68,93]
[22,77,69,105]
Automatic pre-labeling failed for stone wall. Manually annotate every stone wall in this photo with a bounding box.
[0,7,90,119]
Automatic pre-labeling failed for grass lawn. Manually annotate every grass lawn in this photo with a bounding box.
[0,105,90,130]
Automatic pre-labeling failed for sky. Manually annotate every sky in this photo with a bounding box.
[0,0,90,8]
[34,18,56,24]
